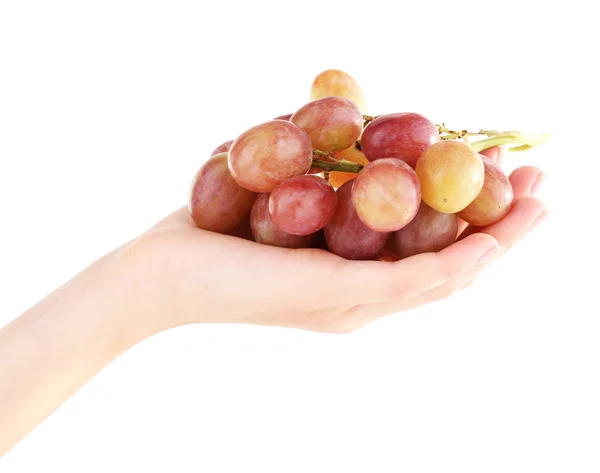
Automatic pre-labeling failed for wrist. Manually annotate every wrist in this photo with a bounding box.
[103,242,181,340]
[111,231,206,334]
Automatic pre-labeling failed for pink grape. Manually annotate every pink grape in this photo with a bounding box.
[361,113,440,168]
[250,193,316,248]
[273,113,292,121]
[210,139,234,157]
[291,97,363,152]
[228,120,313,192]
[324,179,390,260]
[188,152,257,233]
[268,175,337,235]
[351,158,421,232]
[458,154,514,226]
[392,201,458,259]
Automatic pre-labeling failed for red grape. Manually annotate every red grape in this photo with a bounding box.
[415,140,485,213]
[210,139,234,157]
[291,97,363,152]
[361,113,440,168]
[351,158,421,232]
[250,193,316,248]
[228,120,313,192]
[324,179,390,260]
[188,152,257,233]
[392,201,458,259]
[458,155,514,226]
[268,175,337,235]
[310,69,366,112]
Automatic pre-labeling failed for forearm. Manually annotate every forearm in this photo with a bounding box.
[0,246,166,456]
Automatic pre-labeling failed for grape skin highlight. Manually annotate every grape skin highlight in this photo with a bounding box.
[228,120,313,193]
[268,175,337,235]
[189,152,257,233]
[351,158,421,232]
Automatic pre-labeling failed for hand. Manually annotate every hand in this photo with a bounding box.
[0,147,546,455]
[126,147,547,334]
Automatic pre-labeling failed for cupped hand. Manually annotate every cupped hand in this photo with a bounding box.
[125,151,546,334]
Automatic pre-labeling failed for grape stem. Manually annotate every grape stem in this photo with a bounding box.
[311,123,547,174]
[311,159,363,173]
[362,114,380,128]
[437,124,550,153]
[311,149,364,173]
[470,133,550,153]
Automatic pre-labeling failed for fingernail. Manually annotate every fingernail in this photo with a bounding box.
[477,245,505,265]
[531,173,546,195]
[530,210,548,231]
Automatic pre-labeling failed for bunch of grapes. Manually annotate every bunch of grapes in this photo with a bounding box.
[189,69,547,260]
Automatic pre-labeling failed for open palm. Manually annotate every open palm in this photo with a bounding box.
[133,148,546,334]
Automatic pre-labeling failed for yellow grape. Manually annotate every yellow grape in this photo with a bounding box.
[310,69,366,113]
[415,140,485,213]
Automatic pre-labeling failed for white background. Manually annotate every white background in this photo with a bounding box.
[1,1,598,471]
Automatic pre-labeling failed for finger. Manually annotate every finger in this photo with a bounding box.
[480,197,546,249]
[341,245,501,321]
[480,145,508,166]
[479,145,501,164]
[508,166,544,200]
[341,232,500,305]
[458,196,546,248]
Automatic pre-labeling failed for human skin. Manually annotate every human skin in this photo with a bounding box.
[0,153,546,456]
